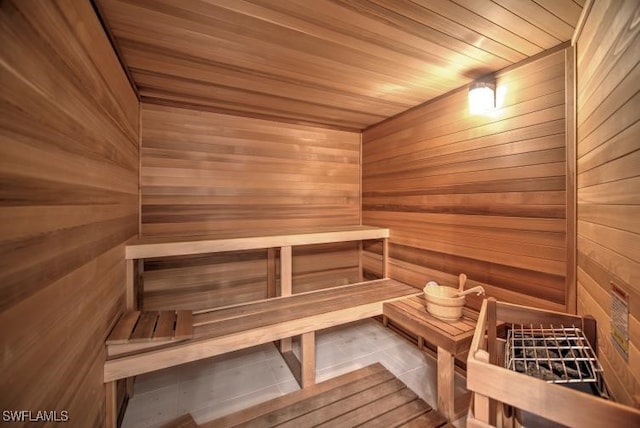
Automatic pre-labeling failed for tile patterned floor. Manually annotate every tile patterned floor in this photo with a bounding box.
[121,318,467,427]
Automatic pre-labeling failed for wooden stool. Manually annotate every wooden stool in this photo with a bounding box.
[383,295,480,421]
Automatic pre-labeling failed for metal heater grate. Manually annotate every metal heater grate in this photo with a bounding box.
[505,324,606,397]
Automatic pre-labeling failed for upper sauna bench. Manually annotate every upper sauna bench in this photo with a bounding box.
[125,225,390,259]
[123,225,391,310]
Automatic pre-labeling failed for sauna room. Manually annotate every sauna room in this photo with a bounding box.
[1,0,639,427]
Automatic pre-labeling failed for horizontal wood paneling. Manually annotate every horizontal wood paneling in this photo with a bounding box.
[576,0,640,407]
[140,103,360,308]
[362,48,568,312]
[140,103,360,236]
[0,0,138,425]
[96,0,582,129]
[143,242,360,311]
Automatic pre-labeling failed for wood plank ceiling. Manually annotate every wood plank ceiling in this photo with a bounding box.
[96,0,584,130]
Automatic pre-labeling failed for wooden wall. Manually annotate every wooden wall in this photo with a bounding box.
[575,0,640,407]
[140,104,360,309]
[0,0,139,425]
[362,47,569,312]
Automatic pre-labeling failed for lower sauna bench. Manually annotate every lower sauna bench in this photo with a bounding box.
[161,363,453,428]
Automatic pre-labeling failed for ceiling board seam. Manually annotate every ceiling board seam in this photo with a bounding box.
[404,0,527,62]
[491,0,570,43]
[488,0,568,44]
[451,0,550,51]
[531,0,580,28]
[334,0,518,66]
[226,0,511,71]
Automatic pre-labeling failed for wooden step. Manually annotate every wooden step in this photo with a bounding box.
[200,363,449,428]
[106,310,192,345]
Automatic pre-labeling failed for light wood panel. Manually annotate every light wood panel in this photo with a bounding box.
[95,0,583,129]
[362,47,569,311]
[141,103,360,236]
[139,103,361,309]
[575,0,640,408]
[0,0,138,425]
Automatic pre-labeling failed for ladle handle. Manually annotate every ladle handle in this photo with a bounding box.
[458,273,467,292]
[456,285,485,297]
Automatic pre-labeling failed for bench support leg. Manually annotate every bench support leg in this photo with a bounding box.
[267,248,277,298]
[280,337,292,352]
[126,259,135,311]
[279,331,316,389]
[382,238,389,278]
[279,246,293,352]
[358,241,363,282]
[437,346,455,421]
[301,331,315,388]
[105,381,117,428]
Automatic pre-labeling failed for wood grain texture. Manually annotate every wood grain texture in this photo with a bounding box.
[384,295,481,420]
[575,0,640,408]
[202,363,448,428]
[363,48,569,312]
[139,242,362,311]
[95,0,582,129]
[139,103,361,309]
[127,226,387,259]
[0,0,138,425]
[140,103,360,236]
[104,279,419,381]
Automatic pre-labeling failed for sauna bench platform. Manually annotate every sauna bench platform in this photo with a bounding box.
[193,363,454,428]
[124,225,389,259]
[383,295,482,422]
[122,225,391,311]
[104,278,419,383]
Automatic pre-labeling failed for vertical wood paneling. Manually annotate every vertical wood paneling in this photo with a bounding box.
[0,0,138,425]
[576,0,640,407]
[140,104,361,309]
[362,48,568,312]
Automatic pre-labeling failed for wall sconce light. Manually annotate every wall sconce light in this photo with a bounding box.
[469,79,496,115]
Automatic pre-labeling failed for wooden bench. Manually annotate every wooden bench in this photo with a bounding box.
[105,278,419,426]
[106,226,402,427]
[162,363,453,428]
[123,226,391,311]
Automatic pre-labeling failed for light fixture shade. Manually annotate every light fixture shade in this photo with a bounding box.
[469,80,496,115]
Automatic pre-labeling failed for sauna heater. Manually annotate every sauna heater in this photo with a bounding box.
[504,324,608,426]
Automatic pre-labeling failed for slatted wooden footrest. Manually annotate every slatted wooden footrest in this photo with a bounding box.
[202,363,451,427]
[107,310,193,346]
